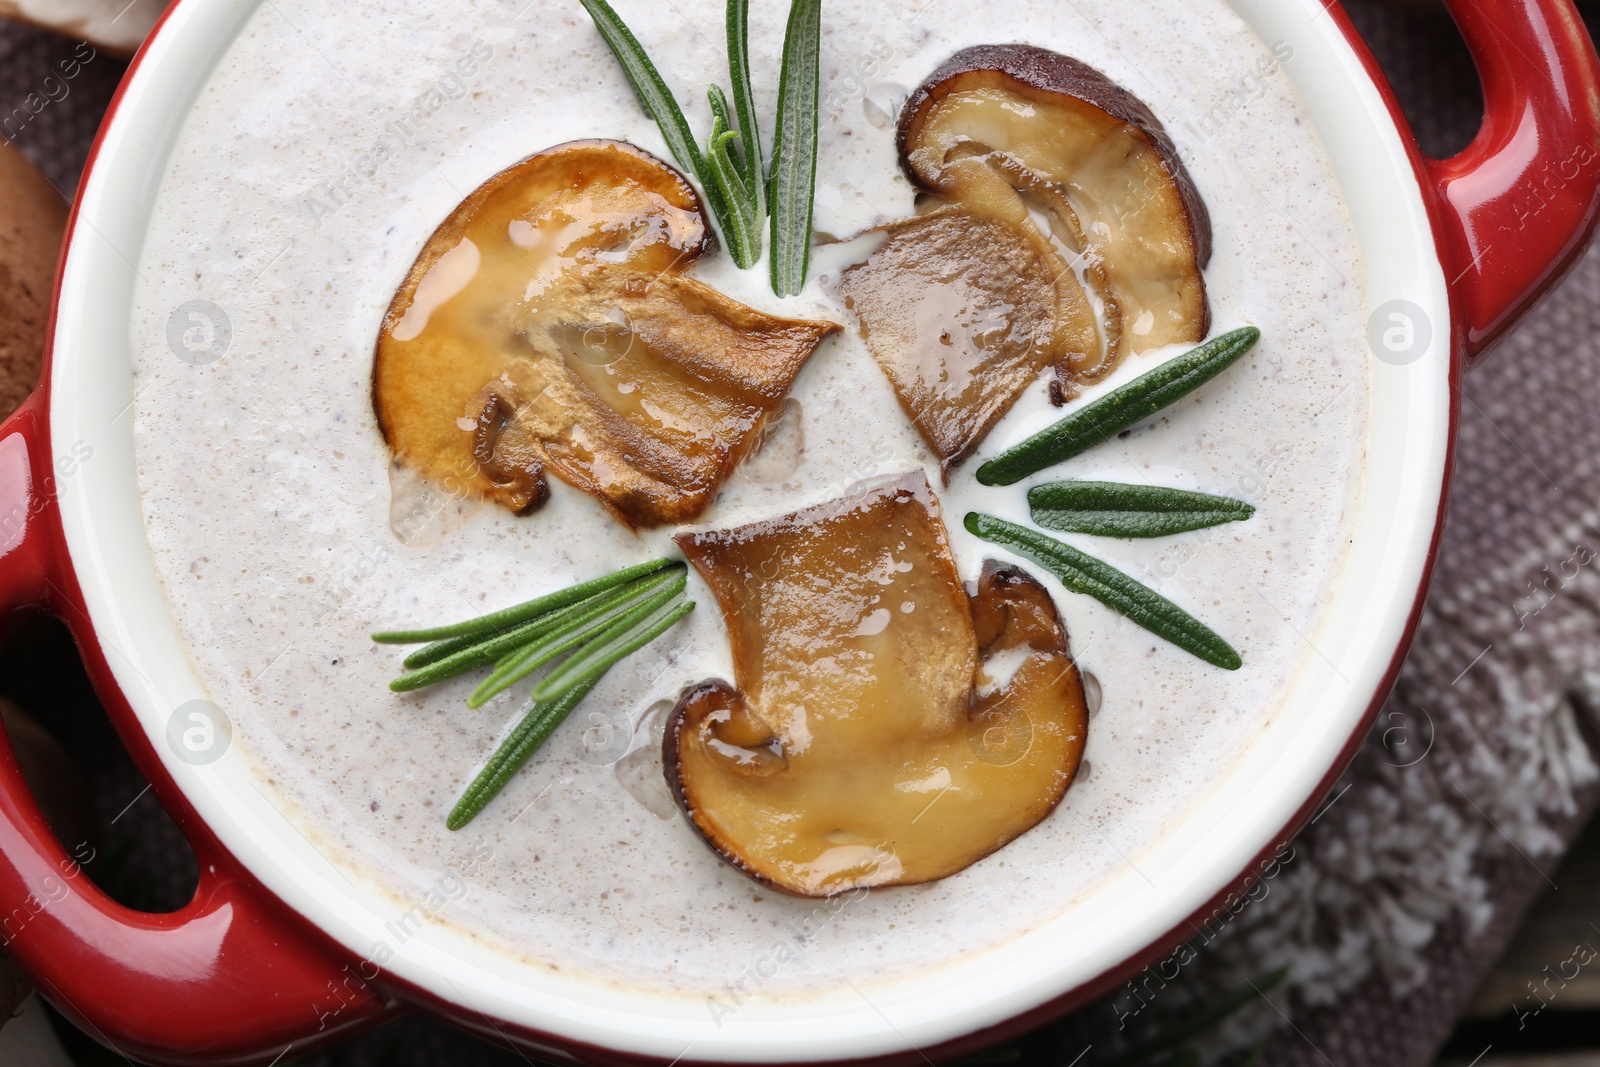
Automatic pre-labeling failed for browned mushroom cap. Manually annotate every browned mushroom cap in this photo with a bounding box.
[373,139,839,529]
[827,205,1099,474]
[828,46,1210,472]
[900,45,1211,372]
[665,472,1088,897]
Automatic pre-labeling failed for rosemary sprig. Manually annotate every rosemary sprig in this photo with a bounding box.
[372,557,674,644]
[976,327,1261,487]
[726,0,765,216]
[447,677,601,831]
[532,585,694,701]
[965,513,1242,670]
[1028,481,1255,538]
[376,559,695,828]
[579,0,822,284]
[769,0,824,295]
[470,568,688,706]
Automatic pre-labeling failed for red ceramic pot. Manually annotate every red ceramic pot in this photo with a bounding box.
[0,0,1595,1063]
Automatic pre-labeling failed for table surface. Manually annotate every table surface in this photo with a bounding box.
[1434,820,1600,1066]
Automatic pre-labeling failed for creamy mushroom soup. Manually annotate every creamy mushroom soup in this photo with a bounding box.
[129,0,1366,997]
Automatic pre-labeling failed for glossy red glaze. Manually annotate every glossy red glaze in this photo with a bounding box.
[0,0,1594,1064]
[1430,0,1600,361]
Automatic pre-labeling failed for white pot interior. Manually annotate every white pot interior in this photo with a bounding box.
[47,0,1449,1060]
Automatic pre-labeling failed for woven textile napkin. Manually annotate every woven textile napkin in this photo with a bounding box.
[2,4,1598,1065]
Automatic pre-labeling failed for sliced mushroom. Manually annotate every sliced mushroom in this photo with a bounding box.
[827,206,1099,473]
[901,45,1212,371]
[373,139,839,529]
[829,45,1211,468]
[666,473,1088,897]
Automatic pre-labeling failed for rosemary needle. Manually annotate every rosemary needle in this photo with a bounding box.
[725,0,765,215]
[965,513,1242,670]
[372,557,674,645]
[768,0,824,295]
[1027,480,1255,538]
[402,629,500,671]
[531,593,695,702]
[976,327,1261,486]
[467,568,688,708]
[446,677,600,831]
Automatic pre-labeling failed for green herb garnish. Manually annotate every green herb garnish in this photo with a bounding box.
[578,0,824,287]
[768,0,824,295]
[964,513,1241,670]
[373,557,674,644]
[465,567,687,707]
[533,592,694,701]
[704,86,763,267]
[384,565,689,693]
[386,611,567,692]
[725,0,765,214]
[447,677,601,831]
[976,327,1261,487]
[447,594,696,829]
[374,558,695,827]
[1028,481,1255,538]
[573,0,715,202]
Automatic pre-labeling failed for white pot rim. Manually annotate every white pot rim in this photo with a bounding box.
[44,0,1451,1060]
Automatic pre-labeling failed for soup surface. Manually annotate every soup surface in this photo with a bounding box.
[129,0,1368,999]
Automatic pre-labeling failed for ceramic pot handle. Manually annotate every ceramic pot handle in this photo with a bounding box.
[0,399,393,1064]
[1430,0,1600,361]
